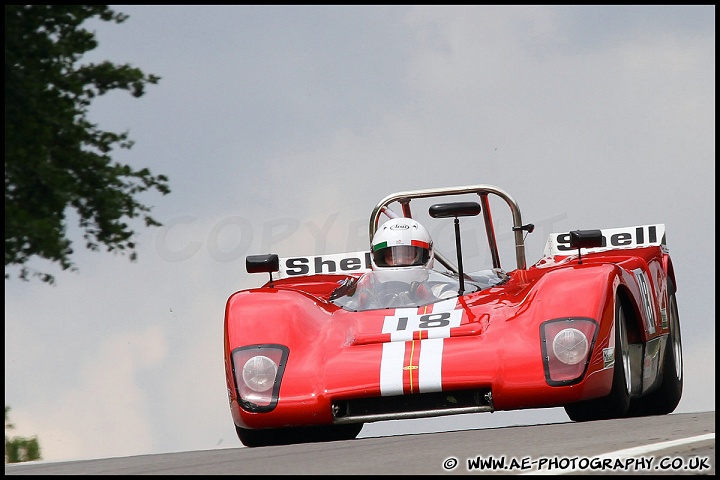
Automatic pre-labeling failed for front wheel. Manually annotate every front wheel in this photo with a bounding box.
[628,278,683,416]
[565,295,632,421]
[236,423,364,448]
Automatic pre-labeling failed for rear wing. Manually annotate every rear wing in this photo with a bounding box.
[246,251,372,281]
[276,251,371,279]
[543,224,666,258]
[249,224,667,281]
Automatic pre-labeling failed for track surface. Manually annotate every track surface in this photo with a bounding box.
[5,411,714,475]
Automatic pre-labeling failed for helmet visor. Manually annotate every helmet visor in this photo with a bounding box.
[373,245,430,268]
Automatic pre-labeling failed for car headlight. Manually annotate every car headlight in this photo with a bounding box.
[242,355,278,392]
[552,328,589,365]
[231,344,289,412]
[541,318,598,386]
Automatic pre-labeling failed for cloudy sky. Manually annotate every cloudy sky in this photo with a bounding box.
[5,5,715,462]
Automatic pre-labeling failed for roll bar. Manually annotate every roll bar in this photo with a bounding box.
[369,184,528,272]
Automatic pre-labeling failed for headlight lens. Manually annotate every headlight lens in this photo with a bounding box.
[231,344,289,411]
[552,328,589,365]
[541,318,598,385]
[242,355,278,392]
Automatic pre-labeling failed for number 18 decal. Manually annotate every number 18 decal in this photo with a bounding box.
[383,308,463,341]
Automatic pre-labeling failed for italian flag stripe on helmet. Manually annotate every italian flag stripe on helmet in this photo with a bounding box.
[372,241,388,252]
[373,240,429,251]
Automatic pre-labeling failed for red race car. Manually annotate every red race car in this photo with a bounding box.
[224,184,683,447]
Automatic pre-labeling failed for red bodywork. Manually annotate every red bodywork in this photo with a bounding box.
[224,185,680,443]
[224,245,675,430]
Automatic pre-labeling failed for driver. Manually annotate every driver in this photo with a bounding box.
[370,217,434,274]
[330,217,450,310]
[364,218,437,307]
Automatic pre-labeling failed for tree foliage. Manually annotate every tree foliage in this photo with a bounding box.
[5,5,170,284]
[5,406,42,463]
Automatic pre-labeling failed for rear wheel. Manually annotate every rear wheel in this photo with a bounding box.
[565,296,632,421]
[628,278,683,416]
[236,423,364,448]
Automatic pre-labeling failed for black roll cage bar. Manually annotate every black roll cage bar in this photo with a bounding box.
[369,184,528,273]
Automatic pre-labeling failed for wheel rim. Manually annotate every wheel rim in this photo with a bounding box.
[669,295,683,381]
[618,307,632,394]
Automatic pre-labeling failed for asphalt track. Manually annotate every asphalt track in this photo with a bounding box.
[4,411,714,475]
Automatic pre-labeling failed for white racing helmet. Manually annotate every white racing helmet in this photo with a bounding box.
[370,217,434,283]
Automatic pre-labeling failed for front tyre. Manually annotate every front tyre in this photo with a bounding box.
[628,278,683,416]
[236,423,364,448]
[565,295,632,421]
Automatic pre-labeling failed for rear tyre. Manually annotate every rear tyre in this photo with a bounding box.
[236,423,364,448]
[627,278,683,416]
[565,296,632,421]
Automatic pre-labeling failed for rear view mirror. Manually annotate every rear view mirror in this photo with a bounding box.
[429,201,481,219]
